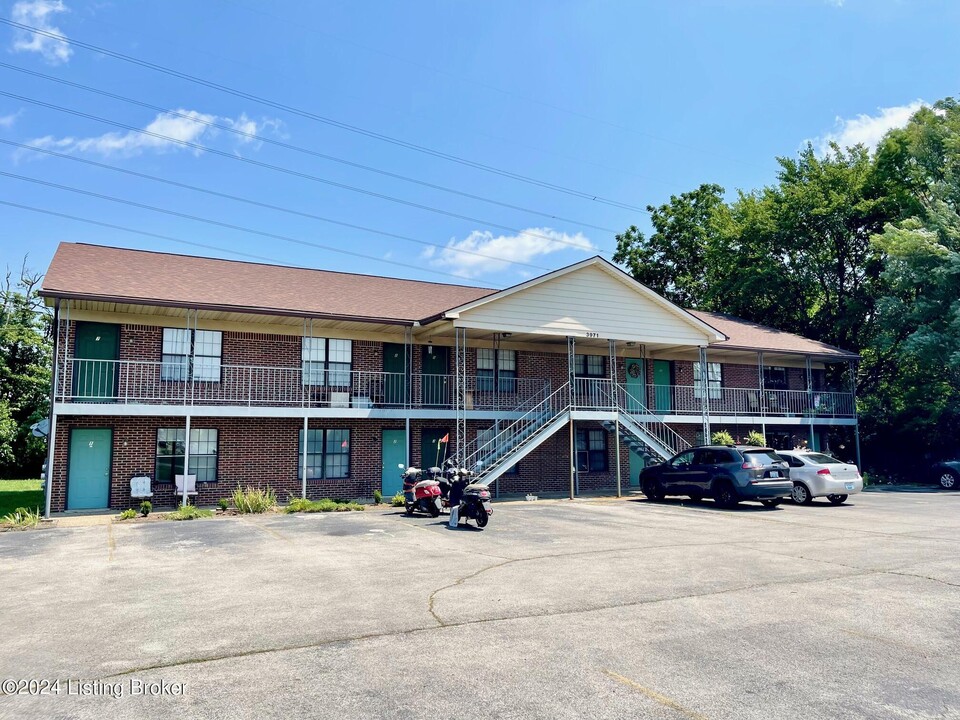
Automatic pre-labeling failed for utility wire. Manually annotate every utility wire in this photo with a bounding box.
[0,189,503,287]
[0,90,605,256]
[0,16,646,213]
[0,138,555,273]
[0,62,622,233]
[1,198,503,288]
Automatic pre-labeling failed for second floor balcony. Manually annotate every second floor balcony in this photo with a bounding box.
[55,358,856,419]
[55,357,551,411]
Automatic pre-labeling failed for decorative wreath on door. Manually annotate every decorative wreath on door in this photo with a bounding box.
[627,364,642,378]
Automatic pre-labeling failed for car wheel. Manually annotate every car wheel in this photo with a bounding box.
[760,499,781,509]
[827,494,848,505]
[938,470,958,490]
[642,479,665,502]
[715,481,739,509]
[791,483,813,505]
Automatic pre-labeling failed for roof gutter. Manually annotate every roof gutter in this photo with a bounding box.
[38,290,419,327]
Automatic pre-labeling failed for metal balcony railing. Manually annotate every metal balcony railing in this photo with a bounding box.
[632,383,855,418]
[56,358,550,410]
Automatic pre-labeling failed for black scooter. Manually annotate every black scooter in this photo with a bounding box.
[443,459,492,528]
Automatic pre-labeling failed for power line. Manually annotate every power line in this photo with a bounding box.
[0,137,555,273]
[213,0,768,174]
[0,61,622,233]
[0,171,542,284]
[0,16,646,213]
[1,198,505,288]
[0,90,605,256]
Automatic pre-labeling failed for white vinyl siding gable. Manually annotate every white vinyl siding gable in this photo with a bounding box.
[452,265,712,344]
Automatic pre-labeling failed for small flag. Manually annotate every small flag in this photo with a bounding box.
[439,433,449,443]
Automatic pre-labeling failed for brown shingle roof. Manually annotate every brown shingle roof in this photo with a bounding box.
[689,310,858,358]
[41,243,495,324]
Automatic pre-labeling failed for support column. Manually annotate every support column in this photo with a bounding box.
[569,415,576,500]
[699,346,711,443]
[182,414,191,508]
[567,336,577,409]
[302,416,309,499]
[43,299,62,519]
[454,327,467,461]
[757,351,766,441]
[850,360,861,467]
[610,339,621,497]
[805,356,815,450]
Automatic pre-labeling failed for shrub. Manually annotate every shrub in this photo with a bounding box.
[2,506,41,528]
[139,500,152,517]
[711,430,735,446]
[231,486,277,514]
[286,497,364,513]
[217,498,229,511]
[118,508,137,521]
[745,430,767,447]
[390,492,406,507]
[373,489,383,505]
[166,505,214,521]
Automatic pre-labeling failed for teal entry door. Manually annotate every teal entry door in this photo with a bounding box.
[628,446,646,486]
[625,359,645,412]
[73,322,119,402]
[382,343,407,406]
[653,360,673,413]
[421,346,450,406]
[381,430,406,496]
[67,428,112,509]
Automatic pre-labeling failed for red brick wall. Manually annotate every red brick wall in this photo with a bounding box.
[52,416,400,511]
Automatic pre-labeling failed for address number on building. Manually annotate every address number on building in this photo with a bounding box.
[585,332,599,338]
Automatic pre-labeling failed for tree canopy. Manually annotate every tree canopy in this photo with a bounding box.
[615,97,960,474]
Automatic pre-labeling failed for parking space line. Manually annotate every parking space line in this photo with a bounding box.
[603,669,710,720]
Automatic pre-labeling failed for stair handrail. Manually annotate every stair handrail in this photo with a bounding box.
[459,382,570,471]
[616,384,689,457]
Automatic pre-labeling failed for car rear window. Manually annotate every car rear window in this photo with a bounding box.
[803,453,844,465]
[742,450,784,466]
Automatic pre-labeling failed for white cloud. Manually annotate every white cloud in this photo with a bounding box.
[20,109,280,159]
[0,110,22,128]
[10,0,73,65]
[813,100,926,154]
[425,227,596,278]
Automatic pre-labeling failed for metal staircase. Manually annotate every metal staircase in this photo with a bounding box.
[458,383,571,487]
[454,381,690,488]
[613,384,690,461]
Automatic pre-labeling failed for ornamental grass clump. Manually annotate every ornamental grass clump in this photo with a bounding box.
[166,504,214,521]
[2,506,41,528]
[231,486,277,514]
[285,497,364,513]
[390,492,405,507]
[118,508,137,521]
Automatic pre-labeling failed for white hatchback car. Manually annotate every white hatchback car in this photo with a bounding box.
[777,450,863,505]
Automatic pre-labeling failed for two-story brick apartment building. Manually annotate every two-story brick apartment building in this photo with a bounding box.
[40,243,860,514]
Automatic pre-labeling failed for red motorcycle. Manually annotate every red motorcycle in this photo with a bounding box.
[399,465,442,517]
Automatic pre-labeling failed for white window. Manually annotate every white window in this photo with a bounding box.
[694,362,722,399]
[161,329,222,382]
[302,338,353,387]
[477,348,517,392]
[298,428,350,479]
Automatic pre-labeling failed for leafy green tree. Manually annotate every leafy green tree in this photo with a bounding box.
[865,98,960,464]
[0,264,51,477]
[613,183,729,308]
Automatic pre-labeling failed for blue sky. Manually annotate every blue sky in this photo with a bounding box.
[1,0,957,291]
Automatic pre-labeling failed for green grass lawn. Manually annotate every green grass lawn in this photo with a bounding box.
[0,480,43,518]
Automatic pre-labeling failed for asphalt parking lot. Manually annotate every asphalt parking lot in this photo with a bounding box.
[2,490,959,720]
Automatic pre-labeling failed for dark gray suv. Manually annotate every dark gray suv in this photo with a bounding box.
[640,445,793,508]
